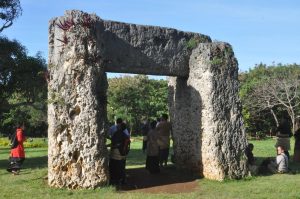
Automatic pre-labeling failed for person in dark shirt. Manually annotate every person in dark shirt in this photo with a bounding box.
[275,116,292,159]
[245,143,258,175]
[245,143,255,165]
[294,117,300,162]
[141,119,150,153]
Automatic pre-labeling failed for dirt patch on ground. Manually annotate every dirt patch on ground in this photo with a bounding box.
[119,166,199,194]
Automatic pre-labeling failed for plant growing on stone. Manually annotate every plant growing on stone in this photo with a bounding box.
[48,92,65,106]
[210,57,223,65]
[185,36,202,50]
[56,17,74,31]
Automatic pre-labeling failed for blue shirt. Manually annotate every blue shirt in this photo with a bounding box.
[109,125,130,138]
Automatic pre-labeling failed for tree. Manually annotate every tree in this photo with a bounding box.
[0,4,47,136]
[0,36,26,106]
[0,0,22,32]
[107,75,168,134]
[250,66,300,133]
[240,63,300,135]
[0,37,47,136]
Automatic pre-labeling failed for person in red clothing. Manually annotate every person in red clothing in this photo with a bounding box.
[7,123,26,175]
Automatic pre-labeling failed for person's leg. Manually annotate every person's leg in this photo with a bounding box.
[120,159,126,184]
[142,140,147,153]
[267,161,278,174]
[164,148,169,166]
[153,156,160,173]
[7,157,22,174]
[109,159,119,185]
[159,148,163,167]
[14,158,25,173]
[7,157,14,173]
[146,156,150,170]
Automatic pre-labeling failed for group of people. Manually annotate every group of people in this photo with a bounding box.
[143,114,172,174]
[246,116,300,175]
[7,114,300,181]
[107,114,172,185]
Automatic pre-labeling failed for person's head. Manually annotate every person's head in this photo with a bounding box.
[116,118,123,125]
[277,145,285,155]
[248,143,254,151]
[150,120,157,129]
[161,114,168,122]
[16,122,25,130]
[119,122,127,131]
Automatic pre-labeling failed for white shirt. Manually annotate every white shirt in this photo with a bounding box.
[276,153,288,172]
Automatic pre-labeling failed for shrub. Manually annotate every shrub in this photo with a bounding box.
[0,137,47,148]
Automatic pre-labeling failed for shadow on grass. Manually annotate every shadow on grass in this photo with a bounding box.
[254,156,300,176]
[119,165,200,191]
[0,156,48,171]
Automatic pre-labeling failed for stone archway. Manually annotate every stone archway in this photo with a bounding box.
[48,10,248,189]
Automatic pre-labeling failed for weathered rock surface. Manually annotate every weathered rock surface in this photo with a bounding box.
[48,10,248,188]
[101,21,211,76]
[169,43,248,180]
[48,11,109,188]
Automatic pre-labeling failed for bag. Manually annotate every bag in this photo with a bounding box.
[10,132,18,149]
[112,129,131,156]
[119,137,131,156]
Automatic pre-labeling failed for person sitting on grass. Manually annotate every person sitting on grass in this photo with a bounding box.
[267,145,289,174]
[245,143,258,175]
[245,143,255,165]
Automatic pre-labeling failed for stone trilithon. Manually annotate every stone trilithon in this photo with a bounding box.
[48,10,248,189]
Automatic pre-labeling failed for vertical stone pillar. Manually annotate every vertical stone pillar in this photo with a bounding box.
[168,77,202,172]
[169,42,248,180]
[190,42,248,180]
[48,11,109,188]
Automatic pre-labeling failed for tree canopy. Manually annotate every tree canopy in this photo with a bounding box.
[0,0,22,32]
[0,37,47,136]
[239,63,300,136]
[107,75,168,134]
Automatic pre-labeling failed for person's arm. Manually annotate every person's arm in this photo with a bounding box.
[107,125,116,139]
[124,129,130,137]
[276,155,283,166]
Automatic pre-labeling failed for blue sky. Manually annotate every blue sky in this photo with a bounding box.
[1,0,300,77]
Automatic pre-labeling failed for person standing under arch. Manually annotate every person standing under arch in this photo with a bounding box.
[156,114,172,167]
[108,120,130,185]
[146,120,160,174]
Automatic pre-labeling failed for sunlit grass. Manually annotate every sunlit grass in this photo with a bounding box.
[0,137,299,199]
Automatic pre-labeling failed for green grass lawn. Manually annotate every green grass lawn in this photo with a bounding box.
[0,137,300,199]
